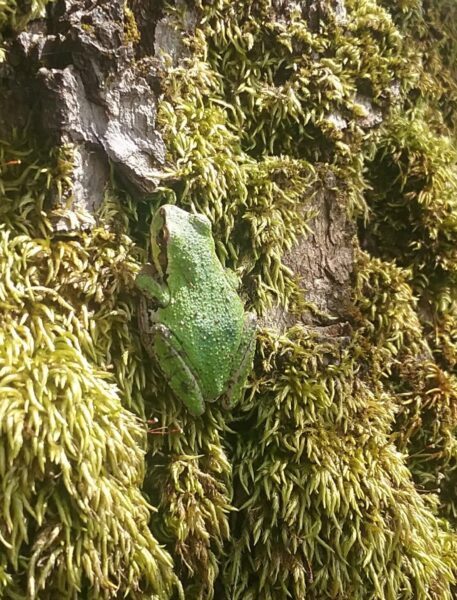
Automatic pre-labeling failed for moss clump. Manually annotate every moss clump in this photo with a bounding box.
[353,3,457,530]
[359,0,457,513]
[360,110,457,523]
[200,0,409,160]
[155,60,316,313]
[0,0,50,33]
[123,4,140,46]
[147,1,457,597]
[364,112,457,290]
[144,411,232,598]
[379,0,457,135]
[223,327,455,599]
[0,0,53,61]
[0,225,181,598]
[0,131,182,597]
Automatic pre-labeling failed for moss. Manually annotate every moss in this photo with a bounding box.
[149,55,317,313]
[132,4,457,597]
[198,0,409,160]
[2,0,457,598]
[380,0,457,135]
[80,22,95,35]
[359,61,457,523]
[0,0,50,33]
[144,409,232,598]
[123,4,140,46]
[354,248,457,523]
[0,224,182,598]
[356,4,457,526]
[224,327,455,599]
[0,131,182,597]
[363,111,457,283]
[0,0,53,59]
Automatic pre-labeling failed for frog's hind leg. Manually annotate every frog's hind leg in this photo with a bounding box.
[223,312,257,409]
[150,323,205,416]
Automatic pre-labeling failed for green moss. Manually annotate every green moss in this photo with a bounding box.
[358,12,457,512]
[148,55,317,313]
[199,0,409,159]
[359,109,457,524]
[380,0,457,135]
[354,249,457,524]
[149,1,457,597]
[358,28,457,518]
[0,131,182,597]
[364,111,457,285]
[0,225,181,597]
[0,0,54,59]
[0,0,50,33]
[144,412,232,597]
[2,0,457,598]
[80,22,95,34]
[224,327,455,599]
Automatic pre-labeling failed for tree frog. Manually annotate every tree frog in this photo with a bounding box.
[136,204,257,416]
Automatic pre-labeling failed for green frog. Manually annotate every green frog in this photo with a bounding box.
[136,204,257,416]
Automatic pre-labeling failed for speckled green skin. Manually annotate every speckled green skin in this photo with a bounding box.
[136,204,256,416]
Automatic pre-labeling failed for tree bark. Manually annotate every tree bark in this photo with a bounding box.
[1,0,457,599]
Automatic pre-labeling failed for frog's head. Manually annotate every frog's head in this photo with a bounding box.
[150,204,213,276]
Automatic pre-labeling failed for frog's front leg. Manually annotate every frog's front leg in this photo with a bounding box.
[146,322,205,417]
[136,264,170,306]
[223,312,257,409]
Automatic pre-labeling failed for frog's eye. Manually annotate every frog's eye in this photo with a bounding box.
[157,226,169,245]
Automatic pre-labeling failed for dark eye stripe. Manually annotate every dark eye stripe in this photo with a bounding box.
[158,226,169,271]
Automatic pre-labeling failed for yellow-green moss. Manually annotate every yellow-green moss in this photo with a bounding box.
[224,327,455,599]
[360,109,457,524]
[139,2,457,597]
[123,5,140,46]
[356,5,457,527]
[2,0,457,598]
[0,0,53,60]
[0,133,182,597]
[0,0,50,33]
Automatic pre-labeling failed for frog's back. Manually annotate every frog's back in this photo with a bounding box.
[166,235,244,401]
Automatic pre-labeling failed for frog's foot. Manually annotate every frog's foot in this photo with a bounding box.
[223,312,257,410]
[149,323,205,417]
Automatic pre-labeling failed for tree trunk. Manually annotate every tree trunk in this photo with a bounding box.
[1,0,457,598]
